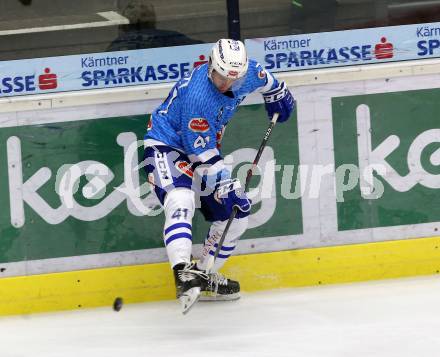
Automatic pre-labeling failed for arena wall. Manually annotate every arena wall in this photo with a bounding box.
[0,59,439,315]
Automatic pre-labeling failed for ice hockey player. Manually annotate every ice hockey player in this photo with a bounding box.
[143,38,294,313]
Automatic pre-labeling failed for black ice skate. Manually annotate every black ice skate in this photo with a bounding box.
[199,271,241,301]
[173,262,208,314]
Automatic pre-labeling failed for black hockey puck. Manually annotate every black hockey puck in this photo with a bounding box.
[113,297,123,311]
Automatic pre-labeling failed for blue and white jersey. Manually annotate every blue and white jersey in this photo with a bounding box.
[144,59,278,171]
[144,60,278,186]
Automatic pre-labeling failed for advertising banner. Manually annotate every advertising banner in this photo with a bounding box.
[0,43,212,97]
[332,89,440,231]
[246,22,440,72]
[2,22,440,98]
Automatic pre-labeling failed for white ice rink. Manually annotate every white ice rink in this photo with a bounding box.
[1,275,440,357]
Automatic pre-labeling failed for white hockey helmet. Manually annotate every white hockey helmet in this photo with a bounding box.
[208,39,249,80]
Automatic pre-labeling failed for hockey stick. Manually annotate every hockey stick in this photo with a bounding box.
[206,112,280,273]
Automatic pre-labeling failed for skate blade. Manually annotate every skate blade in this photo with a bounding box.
[180,287,201,315]
[199,291,241,301]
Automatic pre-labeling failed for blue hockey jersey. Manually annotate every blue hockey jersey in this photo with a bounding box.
[145,59,277,166]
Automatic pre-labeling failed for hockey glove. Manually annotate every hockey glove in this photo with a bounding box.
[215,178,251,219]
[262,81,295,123]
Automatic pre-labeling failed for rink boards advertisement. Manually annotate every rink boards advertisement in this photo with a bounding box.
[0,103,302,274]
[0,73,439,277]
[333,90,440,231]
[2,21,440,97]
[0,69,440,316]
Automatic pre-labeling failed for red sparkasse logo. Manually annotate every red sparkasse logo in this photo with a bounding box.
[189,118,210,132]
[175,161,194,178]
[374,37,394,59]
[194,54,209,68]
[38,68,58,90]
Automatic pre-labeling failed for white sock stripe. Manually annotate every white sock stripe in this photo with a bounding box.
[164,227,192,239]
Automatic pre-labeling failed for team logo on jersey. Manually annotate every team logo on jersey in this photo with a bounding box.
[258,70,266,79]
[175,161,194,178]
[189,118,210,132]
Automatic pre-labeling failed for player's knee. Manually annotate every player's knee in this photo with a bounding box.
[213,217,248,247]
[164,188,195,221]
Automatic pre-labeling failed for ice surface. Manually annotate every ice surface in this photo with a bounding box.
[1,275,440,357]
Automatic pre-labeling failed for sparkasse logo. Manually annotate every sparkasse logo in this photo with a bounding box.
[38,68,58,90]
[374,37,394,59]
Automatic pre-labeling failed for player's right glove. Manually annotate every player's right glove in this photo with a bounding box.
[215,178,251,219]
[262,81,295,123]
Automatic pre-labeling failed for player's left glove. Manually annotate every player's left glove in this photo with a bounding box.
[215,178,251,219]
[263,81,295,123]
